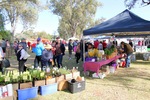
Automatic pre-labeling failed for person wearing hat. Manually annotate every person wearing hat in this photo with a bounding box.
[16,43,27,72]
[41,44,53,70]
[33,37,45,68]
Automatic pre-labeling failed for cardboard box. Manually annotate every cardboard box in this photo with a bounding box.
[72,71,80,79]
[0,96,13,100]
[56,75,65,83]
[57,80,68,91]
[64,73,73,80]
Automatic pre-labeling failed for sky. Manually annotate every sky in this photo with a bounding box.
[5,0,150,35]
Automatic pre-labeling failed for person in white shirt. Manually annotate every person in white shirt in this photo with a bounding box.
[16,43,27,72]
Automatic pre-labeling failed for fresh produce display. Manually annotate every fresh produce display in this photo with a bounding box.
[104,45,116,56]
[88,49,102,58]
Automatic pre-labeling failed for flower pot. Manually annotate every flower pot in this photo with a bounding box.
[19,82,32,89]
[56,75,65,83]
[64,73,73,80]
[17,87,38,100]
[33,80,45,87]
[46,78,56,85]
[40,83,57,96]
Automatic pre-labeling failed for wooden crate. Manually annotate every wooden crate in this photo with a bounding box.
[56,75,65,83]
[19,82,32,89]
[33,80,45,87]
[46,78,56,85]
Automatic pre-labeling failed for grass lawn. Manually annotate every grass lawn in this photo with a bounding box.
[9,50,150,100]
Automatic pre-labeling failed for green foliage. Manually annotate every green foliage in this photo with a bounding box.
[29,69,45,81]
[59,68,71,75]
[0,0,40,37]
[0,30,11,40]
[19,71,32,83]
[49,0,102,39]
[104,45,115,56]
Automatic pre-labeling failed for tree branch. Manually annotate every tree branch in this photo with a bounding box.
[142,0,150,5]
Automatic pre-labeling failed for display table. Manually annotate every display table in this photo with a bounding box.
[83,55,121,75]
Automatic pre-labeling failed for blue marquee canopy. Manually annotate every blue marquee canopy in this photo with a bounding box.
[83,9,150,36]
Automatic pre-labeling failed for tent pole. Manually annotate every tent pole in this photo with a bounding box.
[83,36,85,62]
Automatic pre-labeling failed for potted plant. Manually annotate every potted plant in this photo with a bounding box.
[30,69,46,87]
[19,71,33,89]
[0,72,13,99]
[45,72,56,85]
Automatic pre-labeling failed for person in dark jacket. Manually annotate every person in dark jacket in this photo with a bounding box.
[16,43,27,72]
[120,42,133,68]
[41,45,53,70]
[20,38,27,51]
[55,37,65,68]
[68,39,73,60]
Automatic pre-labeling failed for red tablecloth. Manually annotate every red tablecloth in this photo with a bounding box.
[83,55,121,75]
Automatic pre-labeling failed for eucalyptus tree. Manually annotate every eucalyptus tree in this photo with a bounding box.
[0,0,40,39]
[49,0,102,38]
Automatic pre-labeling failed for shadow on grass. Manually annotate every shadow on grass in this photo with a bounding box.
[132,60,150,65]
[87,80,150,93]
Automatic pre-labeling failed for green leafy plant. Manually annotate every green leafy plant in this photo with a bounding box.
[19,71,32,83]
[104,45,115,56]
[29,69,46,81]
[59,68,71,75]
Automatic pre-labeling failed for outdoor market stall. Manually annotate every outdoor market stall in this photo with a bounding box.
[83,9,150,77]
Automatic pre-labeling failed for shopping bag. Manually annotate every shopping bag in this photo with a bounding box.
[23,51,30,59]
[2,58,10,68]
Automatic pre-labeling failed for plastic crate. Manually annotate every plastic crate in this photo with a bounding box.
[18,87,38,100]
[68,80,85,93]
[40,83,57,96]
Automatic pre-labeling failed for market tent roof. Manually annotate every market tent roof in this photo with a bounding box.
[83,9,150,36]
[94,35,112,40]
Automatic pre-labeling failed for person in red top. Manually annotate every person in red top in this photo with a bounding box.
[102,40,107,50]
[94,40,99,49]
[27,41,31,50]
